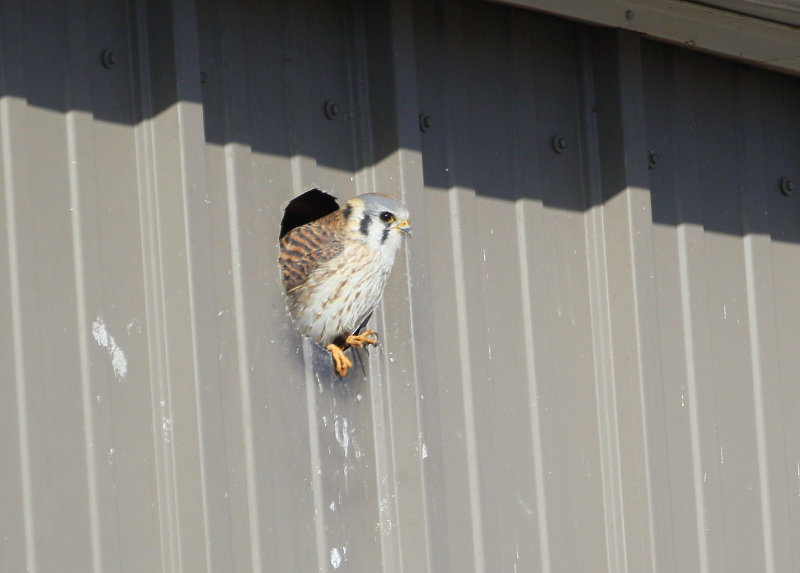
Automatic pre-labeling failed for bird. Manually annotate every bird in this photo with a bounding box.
[279,193,411,377]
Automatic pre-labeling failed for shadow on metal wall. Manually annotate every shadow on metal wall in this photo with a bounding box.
[2,0,797,239]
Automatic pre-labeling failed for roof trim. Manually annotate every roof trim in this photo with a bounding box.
[499,0,800,76]
[698,1,800,27]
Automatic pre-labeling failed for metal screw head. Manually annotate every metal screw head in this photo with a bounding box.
[551,135,567,154]
[101,50,117,69]
[780,177,795,196]
[323,101,340,120]
[419,113,433,132]
[648,150,659,169]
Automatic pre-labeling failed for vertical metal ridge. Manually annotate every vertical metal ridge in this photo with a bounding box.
[173,96,213,573]
[303,339,329,573]
[579,32,625,573]
[614,34,660,572]
[284,4,326,558]
[135,107,176,573]
[514,201,552,573]
[355,1,436,569]
[130,2,179,567]
[671,49,711,573]
[370,307,401,571]
[508,15,551,569]
[398,251,436,573]
[66,109,103,573]
[586,29,660,571]
[223,143,263,572]
[283,4,325,561]
[621,185,659,569]
[448,189,486,573]
[344,0,373,197]
[740,67,776,573]
[585,196,627,573]
[394,166,437,573]
[1,96,37,573]
[676,225,711,573]
[439,2,486,566]
[283,0,327,550]
[160,0,220,566]
[743,236,775,573]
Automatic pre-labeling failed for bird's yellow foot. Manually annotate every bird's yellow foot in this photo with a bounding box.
[326,343,353,377]
[345,330,378,349]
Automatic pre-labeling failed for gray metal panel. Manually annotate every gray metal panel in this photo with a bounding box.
[413,4,615,571]
[642,38,800,572]
[2,0,800,572]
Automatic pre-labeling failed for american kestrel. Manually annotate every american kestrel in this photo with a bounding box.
[279,193,411,377]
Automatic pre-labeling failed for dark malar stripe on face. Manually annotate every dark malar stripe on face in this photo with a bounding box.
[381,227,389,244]
[342,204,353,221]
[359,213,371,236]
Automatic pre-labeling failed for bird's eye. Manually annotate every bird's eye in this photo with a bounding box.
[379,211,395,223]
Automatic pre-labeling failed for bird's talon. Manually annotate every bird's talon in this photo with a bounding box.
[326,343,352,377]
[345,329,378,349]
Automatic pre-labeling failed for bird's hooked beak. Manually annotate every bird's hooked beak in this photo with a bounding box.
[395,219,412,236]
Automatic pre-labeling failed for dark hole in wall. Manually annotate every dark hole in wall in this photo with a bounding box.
[279,189,340,239]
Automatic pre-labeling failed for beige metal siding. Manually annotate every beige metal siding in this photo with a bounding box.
[642,40,800,572]
[1,0,799,572]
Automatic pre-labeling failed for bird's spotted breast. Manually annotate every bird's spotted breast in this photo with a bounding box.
[289,240,393,346]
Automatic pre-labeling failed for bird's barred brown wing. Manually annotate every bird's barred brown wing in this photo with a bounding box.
[279,210,345,293]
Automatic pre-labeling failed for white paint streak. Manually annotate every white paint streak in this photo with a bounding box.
[330,547,342,569]
[91,317,128,380]
[334,415,350,458]
[516,492,533,517]
[161,417,172,444]
[797,462,800,498]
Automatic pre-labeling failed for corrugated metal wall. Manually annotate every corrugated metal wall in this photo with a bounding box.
[1,0,799,571]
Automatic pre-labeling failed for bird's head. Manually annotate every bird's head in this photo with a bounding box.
[342,193,411,255]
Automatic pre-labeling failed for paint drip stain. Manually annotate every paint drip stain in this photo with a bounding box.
[91,317,128,381]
